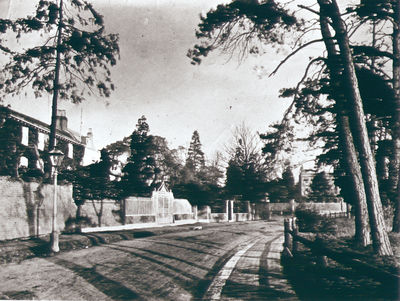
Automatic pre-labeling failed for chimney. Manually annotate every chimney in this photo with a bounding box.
[84,128,94,149]
[56,109,68,131]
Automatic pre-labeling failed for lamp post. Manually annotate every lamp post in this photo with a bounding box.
[48,149,64,253]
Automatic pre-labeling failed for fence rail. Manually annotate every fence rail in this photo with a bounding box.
[320,211,349,218]
[283,218,399,288]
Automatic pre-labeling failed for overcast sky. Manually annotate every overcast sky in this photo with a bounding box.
[0,0,321,159]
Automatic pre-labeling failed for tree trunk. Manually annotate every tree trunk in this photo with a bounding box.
[319,13,370,246]
[338,114,371,246]
[319,0,393,255]
[391,0,400,233]
[394,169,400,231]
[46,0,64,176]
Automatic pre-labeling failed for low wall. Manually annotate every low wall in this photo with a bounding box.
[297,202,346,214]
[174,213,194,221]
[80,199,122,227]
[254,201,346,216]
[235,213,252,222]
[210,213,228,223]
[269,202,294,214]
[0,177,76,240]
[125,215,156,224]
[198,206,211,221]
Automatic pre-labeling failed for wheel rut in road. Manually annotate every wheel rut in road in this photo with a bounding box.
[201,233,298,301]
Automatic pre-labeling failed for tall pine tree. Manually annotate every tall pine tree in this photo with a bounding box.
[186,130,205,173]
[121,116,155,196]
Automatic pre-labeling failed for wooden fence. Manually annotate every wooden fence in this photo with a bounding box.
[283,217,399,289]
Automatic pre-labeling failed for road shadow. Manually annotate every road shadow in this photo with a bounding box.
[52,258,142,300]
[171,235,226,249]
[223,279,298,300]
[105,244,200,294]
[112,243,209,272]
[139,238,220,257]
[1,290,37,300]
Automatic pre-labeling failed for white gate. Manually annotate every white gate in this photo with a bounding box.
[152,182,174,224]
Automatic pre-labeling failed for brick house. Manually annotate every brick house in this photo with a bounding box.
[0,105,97,178]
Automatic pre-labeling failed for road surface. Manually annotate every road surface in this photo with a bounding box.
[0,219,297,300]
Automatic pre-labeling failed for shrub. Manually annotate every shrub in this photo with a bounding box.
[295,208,337,234]
[64,216,94,233]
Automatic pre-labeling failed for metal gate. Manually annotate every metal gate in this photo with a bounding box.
[153,182,174,224]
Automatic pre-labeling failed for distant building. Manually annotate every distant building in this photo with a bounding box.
[299,167,340,199]
[0,105,99,177]
[299,168,315,197]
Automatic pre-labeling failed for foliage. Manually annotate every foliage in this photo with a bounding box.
[0,119,23,178]
[149,135,184,187]
[188,0,302,64]
[60,148,118,210]
[121,116,156,196]
[173,134,223,207]
[225,123,266,202]
[186,130,205,173]
[308,171,337,203]
[64,215,94,233]
[295,207,337,234]
[266,164,299,202]
[0,0,119,103]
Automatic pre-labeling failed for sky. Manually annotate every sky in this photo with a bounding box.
[0,0,322,161]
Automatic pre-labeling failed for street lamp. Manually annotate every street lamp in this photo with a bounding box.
[48,149,64,253]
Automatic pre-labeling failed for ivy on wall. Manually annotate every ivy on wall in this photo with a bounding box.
[0,112,86,181]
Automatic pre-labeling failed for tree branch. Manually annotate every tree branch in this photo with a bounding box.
[269,39,324,76]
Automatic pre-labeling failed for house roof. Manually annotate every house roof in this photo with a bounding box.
[0,105,85,146]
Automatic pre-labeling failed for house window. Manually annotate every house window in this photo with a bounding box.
[19,156,28,167]
[21,126,29,146]
[68,143,73,158]
[38,132,46,150]
[36,158,44,172]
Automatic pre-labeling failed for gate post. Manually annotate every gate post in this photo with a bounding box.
[122,198,126,225]
[192,205,198,221]
[229,200,234,221]
[225,200,229,221]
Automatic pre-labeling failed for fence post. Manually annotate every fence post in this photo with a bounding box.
[347,202,352,218]
[292,217,298,254]
[315,236,328,267]
[266,200,271,220]
[290,199,296,215]
[192,205,198,221]
[284,218,293,251]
